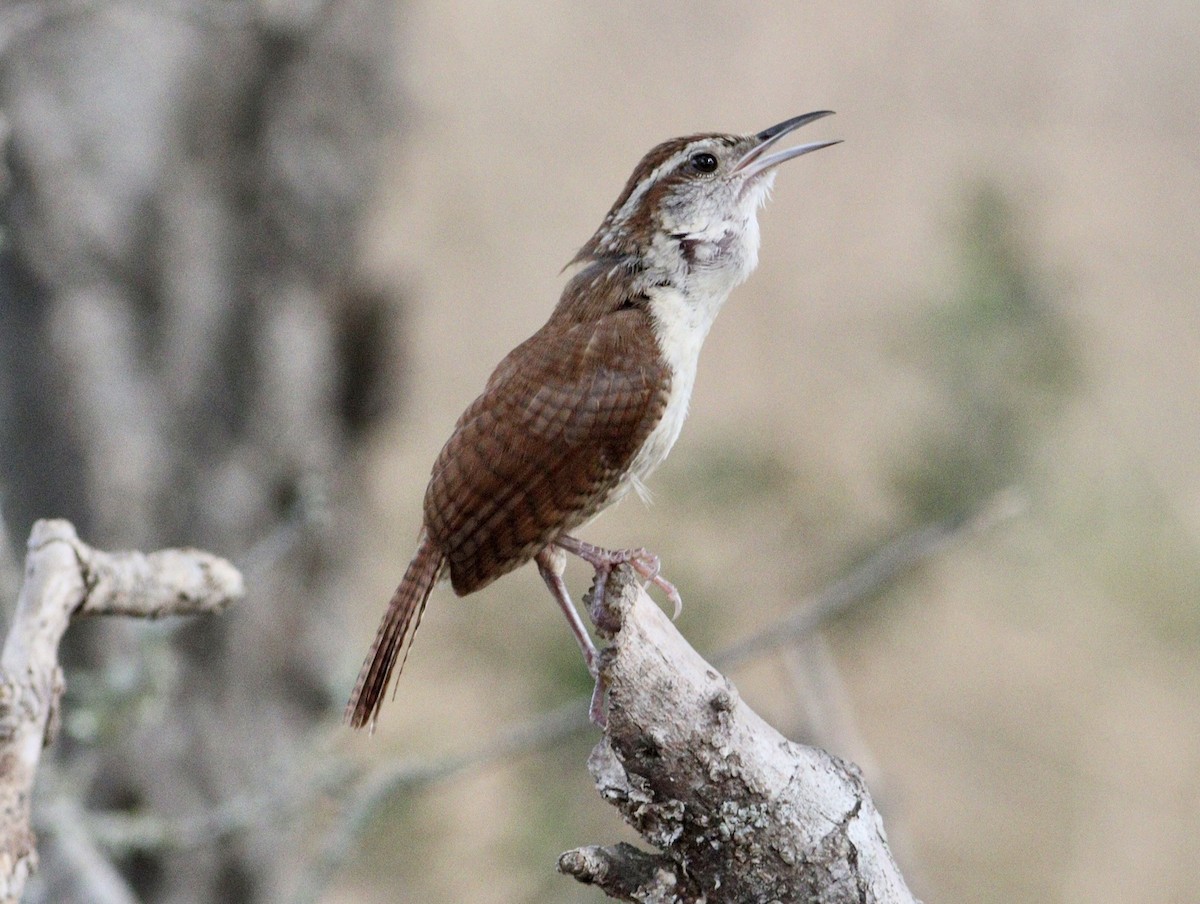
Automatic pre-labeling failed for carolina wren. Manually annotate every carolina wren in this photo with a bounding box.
[348,112,839,730]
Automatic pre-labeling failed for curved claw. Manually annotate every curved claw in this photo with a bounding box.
[655,575,684,621]
[554,535,684,621]
[616,549,684,621]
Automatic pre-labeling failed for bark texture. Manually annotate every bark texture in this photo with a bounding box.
[0,520,242,904]
[561,569,919,904]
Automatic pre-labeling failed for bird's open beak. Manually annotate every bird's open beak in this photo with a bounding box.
[733,111,840,179]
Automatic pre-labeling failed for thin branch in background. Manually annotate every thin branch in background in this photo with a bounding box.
[235,474,332,589]
[716,489,1025,671]
[779,636,882,785]
[40,754,357,856]
[36,798,140,904]
[290,699,588,904]
[47,698,588,893]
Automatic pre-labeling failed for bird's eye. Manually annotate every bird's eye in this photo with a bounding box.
[689,152,718,173]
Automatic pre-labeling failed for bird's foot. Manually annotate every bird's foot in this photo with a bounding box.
[555,535,683,621]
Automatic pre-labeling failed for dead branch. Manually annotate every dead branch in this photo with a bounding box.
[562,568,920,904]
[0,519,242,903]
[301,504,1017,899]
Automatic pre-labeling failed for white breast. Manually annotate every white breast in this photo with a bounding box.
[620,284,722,502]
[610,185,767,505]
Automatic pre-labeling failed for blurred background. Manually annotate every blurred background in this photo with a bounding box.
[1,1,1198,902]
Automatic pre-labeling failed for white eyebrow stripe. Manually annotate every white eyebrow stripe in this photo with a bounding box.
[609,140,714,228]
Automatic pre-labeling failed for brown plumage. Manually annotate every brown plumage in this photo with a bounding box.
[347,261,669,729]
[345,533,442,730]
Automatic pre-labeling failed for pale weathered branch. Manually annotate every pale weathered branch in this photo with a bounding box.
[562,568,920,904]
[0,519,243,903]
[297,504,1014,899]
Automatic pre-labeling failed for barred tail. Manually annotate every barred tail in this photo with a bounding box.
[346,534,443,731]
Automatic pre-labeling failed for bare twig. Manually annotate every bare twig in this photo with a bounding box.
[0,519,243,903]
[74,544,242,620]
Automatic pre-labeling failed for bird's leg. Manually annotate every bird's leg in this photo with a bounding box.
[554,534,684,621]
[536,546,607,725]
[536,546,599,676]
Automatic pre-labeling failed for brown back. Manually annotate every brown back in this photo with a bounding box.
[424,281,669,595]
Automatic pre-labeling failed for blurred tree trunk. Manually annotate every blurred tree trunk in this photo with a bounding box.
[0,1,404,900]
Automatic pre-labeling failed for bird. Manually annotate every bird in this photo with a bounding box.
[347,112,839,730]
